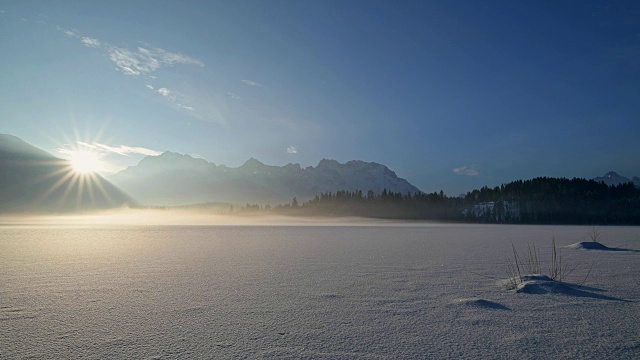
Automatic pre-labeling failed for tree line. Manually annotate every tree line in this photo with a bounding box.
[235,177,640,225]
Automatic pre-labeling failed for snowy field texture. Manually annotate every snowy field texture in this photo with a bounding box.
[1,223,639,359]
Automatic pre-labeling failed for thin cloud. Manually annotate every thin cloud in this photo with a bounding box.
[92,143,162,157]
[56,27,209,122]
[453,166,480,177]
[286,146,298,154]
[57,142,162,157]
[81,37,100,48]
[58,25,205,76]
[109,45,203,76]
[241,79,262,87]
[77,141,97,149]
[57,26,78,38]
[226,92,241,99]
[156,87,197,113]
[157,87,172,97]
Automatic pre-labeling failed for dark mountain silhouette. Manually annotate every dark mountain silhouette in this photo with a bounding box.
[109,152,422,206]
[0,133,57,161]
[0,134,134,213]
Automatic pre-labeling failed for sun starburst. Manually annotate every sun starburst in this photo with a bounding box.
[33,119,122,211]
[69,150,103,174]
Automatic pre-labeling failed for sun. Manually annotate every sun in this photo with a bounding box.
[69,150,103,174]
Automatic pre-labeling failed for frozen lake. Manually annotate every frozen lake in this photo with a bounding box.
[1,223,639,359]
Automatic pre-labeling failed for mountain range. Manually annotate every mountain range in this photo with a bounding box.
[2,133,639,212]
[108,151,422,206]
[0,134,133,213]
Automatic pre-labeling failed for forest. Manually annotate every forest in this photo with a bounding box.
[238,177,640,225]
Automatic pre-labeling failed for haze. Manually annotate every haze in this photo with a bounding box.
[0,209,405,227]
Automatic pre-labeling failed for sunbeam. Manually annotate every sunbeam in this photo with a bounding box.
[25,122,125,211]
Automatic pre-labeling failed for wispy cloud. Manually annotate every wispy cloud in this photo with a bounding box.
[241,79,262,87]
[109,46,203,76]
[57,142,162,157]
[57,26,204,76]
[226,92,241,99]
[57,26,78,38]
[56,26,210,122]
[81,36,100,48]
[156,87,198,112]
[286,146,298,154]
[453,165,480,177]
[77,141,98,149]
[93,143,162,156]
[158,87,172,97]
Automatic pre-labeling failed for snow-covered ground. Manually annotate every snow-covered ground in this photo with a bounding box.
[1,223,639,359]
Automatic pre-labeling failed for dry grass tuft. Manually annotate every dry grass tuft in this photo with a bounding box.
[506,242,542,288]
[507,237,575,288]
[587,227,602,243]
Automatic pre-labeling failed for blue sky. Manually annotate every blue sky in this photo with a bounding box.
[1,1,639,195]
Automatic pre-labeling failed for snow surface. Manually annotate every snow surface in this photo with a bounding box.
[1,224,639,359]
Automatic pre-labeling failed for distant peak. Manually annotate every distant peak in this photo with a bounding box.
[159,151,187,157]
[138,151,211,167]
[150,151,195,161]
[592,171,632,187]
[283,163,302,170]
[317,158,340,167]
[345,159,385,168]
[241,157,265,167]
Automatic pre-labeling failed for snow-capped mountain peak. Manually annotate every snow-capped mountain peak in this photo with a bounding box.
[109,154,422,206]
[592,171,634,187]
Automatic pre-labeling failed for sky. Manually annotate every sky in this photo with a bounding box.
[1,0,639,195]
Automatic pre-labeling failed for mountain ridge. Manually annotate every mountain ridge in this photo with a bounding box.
[109,151,422,206]
[2,134,638,212]
[0,133,57,161]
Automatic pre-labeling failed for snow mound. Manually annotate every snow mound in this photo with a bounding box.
[449,298,510,310]
[511,275,567,294]
[565,241,611,250]
[508,275,627,301]
[566,242,639,252]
